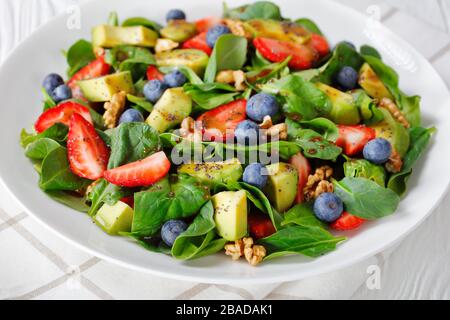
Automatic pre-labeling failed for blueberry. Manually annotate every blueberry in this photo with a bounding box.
[337,66,359,90]
[246,93,280,122]
[206,25,231,48]
[235,120,260,145]
[243,163,268,189]
[161,220,188,247]
[119,109,145,124]
[51,84,72,102]
[313,193,344,223]
[363,138,392,164]
[166,9,186,22]
[163,70,187,88]
[144,80,168,103]
[43,73,64,95]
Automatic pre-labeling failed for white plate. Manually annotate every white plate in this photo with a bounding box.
[0,0,449,285]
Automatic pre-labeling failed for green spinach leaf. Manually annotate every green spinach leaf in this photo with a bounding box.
[246,57,291,84]
[122,17,162,32]
[107,11,119,26]
[295,18,323,35]
[360,45,382,59]
[87,178,130,217]
[46,190,90,213]
[127,94,153,113]
[20,123,68,148]
[25,138,60,160]
[66,39,96,77]
[183,82,238,110]
[106,46,155,81]
[223,1,282,20]
[281,203,325,228]
[42,87,57,111]
[344,159,386,187]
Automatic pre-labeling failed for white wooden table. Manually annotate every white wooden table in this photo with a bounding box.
[1,0,450,300]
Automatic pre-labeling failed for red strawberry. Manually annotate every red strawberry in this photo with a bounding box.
[182,32,212,55]
[253,37,319,70]
[35,101,93,133]
[103,151,171,188]
[248,213,276,240]
[197,99,247,142]
[336,125,376,156]
[67,113,109,180]
[195,17,223,33]
[120,196,135,209]
[146,65,165,81]
[289,152,311,203]
[67,56,110,98]
[330,212,365,231]
[310,34,330,57]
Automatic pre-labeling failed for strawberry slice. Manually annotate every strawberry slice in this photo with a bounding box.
[120,196,135,209]
[182,32,212,55]
[336,125,376,156]
[289,153,311,203]
[103,151,171,188]
[34,101,93,133]
[67,113,109,180]
[195,17,223,33]
[330,212,365,231]
[196,99,247,142]
[248,213,276,240]
[67,56,110,98]
[310,34,330,58]
[146,65,165,81]
[253,37,319,70]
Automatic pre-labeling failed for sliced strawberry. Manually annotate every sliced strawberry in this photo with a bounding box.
[289,152,311,204]
[248,213,276,240]
[34,101,93,133]
[310,34,330,58]
[197,99,247,142]
[330,212,365,231]
[67,113,109,180]
[67,56,110,98]
[336,125,376,157]
[120,196,135,209]
[195,17,223,33]
[146,65,165,81]
[182,32,212,55]
[103,151,171,188]
[253,37,319,70]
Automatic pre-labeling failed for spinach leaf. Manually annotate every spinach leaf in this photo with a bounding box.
[251,50,271,69]
[159,66,204,85]
[360,45,382,59]
[260,226,346,260]
[246,57,291,84]
[123,233,171,254]
[344,159,386,187]
[21,123,68,148]
[297,118,339,142]
[262,74,332,121]
[223,1,282,20]
[351,89,384,125]
[107,122,160,169]
[295,18,323,35]
[106,46,155,81]
[172,201,227,260]
[281,203,325,228]
[204,34,248,83]
[39,147,89,191]
[333,177,400,220]
[127,94,153,113]
[41,87,57,111]
[122,17,162,32]
[87,178,129,216]
[25,138,60,160]
[46,190,90,213]
[183,82,238,110]
[132,175,210,237]
[387,127,435,196]
[66,39,96,77]
[107,11,119,26]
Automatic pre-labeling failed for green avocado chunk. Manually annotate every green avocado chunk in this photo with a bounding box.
[160,20,197,42]
[178,158,243,186]
[78,71,135,102]
[156,49,209,76]
[94,201,134,235]
[263,163,298,213]
[212,190,248,241]
[92,25,157,48]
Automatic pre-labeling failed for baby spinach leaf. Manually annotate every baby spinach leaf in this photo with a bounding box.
[107,122,160,169]
[351,89,384,125]
[25,138,60,160]
[159,66,204,85]
[132,175,211,237]
[184,82,239,110]
[297,118,339,142]
[387,127,435,196]
[106,46,155,81]
[344,159,386,187]
[41,87,57,111]
[87,178,129,217]
[223,1,282,20]
[204,34,248,83]
[295,18,323,35]
[360,45,382,59]
[21,123,68,148]
[281,203,325,228]
[246,56,291,84]
[123,232,171,254]
[107,11,119,26]
[46,190,90,213]
[127,94,153,113]
[260,226,346,259]
[172,201,227,260]
[262,74,332,121]
[39,147,89,191]
[333,177,400,220]
[122,17,162,32]
[66,39,96,77]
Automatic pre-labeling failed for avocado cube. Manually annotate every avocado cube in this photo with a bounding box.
[78,71,135,102]
[94,201,134,235]
[358,63,394,100]
[263,163,298,213]
[160,20,197,43]
[245,19,311,44]
[156,49,209,76]
[212,190,248,241]
[178,159,243,185]
[92,25,157,48]
[146,88,192,133]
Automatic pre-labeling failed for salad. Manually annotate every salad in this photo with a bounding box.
[21,1,435,266]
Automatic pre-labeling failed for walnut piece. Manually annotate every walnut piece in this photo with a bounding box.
[225,237,266,266]
[224,19,253,39]
[215,70,247,91]
[303,166,334,201]
[379,98,410,129]
[259,116,273,130]
[179,117,202,142]
[103,91,126,129]
[258,116,288,141]
[155,38,179,53]
[386,149,403,173]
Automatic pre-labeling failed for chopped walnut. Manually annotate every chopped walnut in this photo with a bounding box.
[155,38,179,53]
[103,91,126,129]
[303,166,334,201]
[179,117,202,142]
[259,116,273,130]
[379,98,410,129]
[386,149,403,173]
[215,70,247,91]
[258,116,288,141]
[225,237,266,266]
[224,19,253,39]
